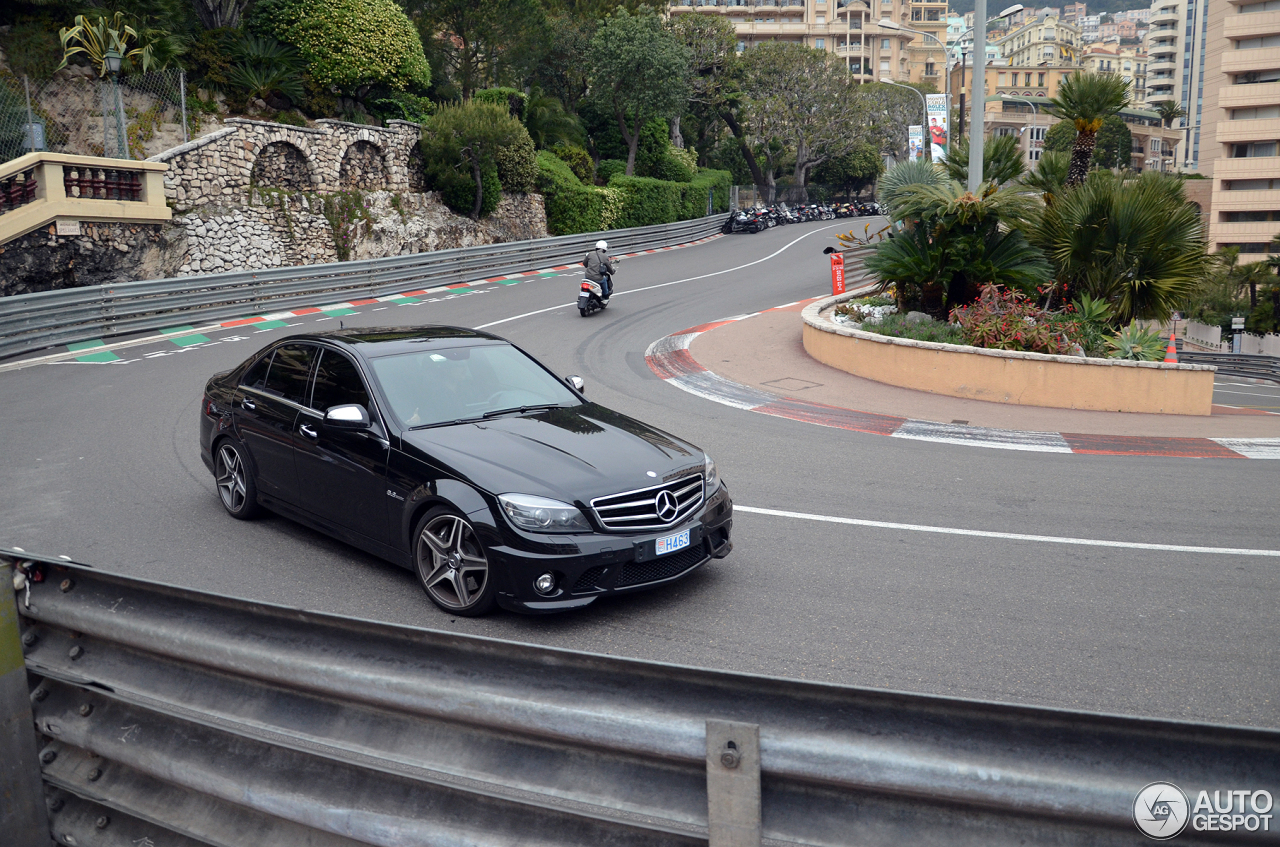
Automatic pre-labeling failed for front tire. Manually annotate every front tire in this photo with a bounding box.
[414,509,497,616]
[214,439,259,519]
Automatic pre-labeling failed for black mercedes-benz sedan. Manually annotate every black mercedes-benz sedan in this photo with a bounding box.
[200,327,732,616]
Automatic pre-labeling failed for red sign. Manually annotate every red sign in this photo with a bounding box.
[830,253,846,296]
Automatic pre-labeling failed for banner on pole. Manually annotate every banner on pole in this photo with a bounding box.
[926,94,948,162]
[908,125,924,161]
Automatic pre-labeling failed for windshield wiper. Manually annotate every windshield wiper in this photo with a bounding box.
[481,404,564,419]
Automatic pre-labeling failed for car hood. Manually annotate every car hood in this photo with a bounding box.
[399,403,703,503]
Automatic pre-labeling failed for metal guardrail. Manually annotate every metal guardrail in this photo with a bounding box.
[0,214,724,360]
[1179,350,1280,384]
[4,549,1278,846]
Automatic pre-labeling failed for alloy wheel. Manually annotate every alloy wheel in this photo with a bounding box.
[215,444,247,512]
[416,514,490,611]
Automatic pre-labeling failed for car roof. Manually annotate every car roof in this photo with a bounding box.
[287,326,507,357]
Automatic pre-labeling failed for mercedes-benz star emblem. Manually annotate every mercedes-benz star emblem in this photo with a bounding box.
[654,490,679,522]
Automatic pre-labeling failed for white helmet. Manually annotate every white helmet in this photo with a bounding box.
[596,240,608,250]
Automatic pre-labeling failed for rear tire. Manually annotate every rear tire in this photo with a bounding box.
[579,307,588,317]
[213,439,259,520]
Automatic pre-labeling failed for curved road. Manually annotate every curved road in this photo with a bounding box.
[2,221,1276,727]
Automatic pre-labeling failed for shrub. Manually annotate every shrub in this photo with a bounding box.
[421,101,533,217]
[681,168,732,218]
[251,0,431,93]
[474,87,528,122]
[858,313,967,345]
[551,143,594,184]
[1105,322,1167,361]
[536,150,604,235]
[951,284,1085,355]
[366,89,436,124]
[272,110,308,127]
[609,175,683,227]
[596,159,626,184]
[494,133,537,193]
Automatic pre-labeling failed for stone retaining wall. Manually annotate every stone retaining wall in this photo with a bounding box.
[149,118,421,212]
[802,292,1217,416]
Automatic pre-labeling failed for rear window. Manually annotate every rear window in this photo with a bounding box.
[260,344,316,405]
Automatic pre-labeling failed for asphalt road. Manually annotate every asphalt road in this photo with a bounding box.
[2,220,1277,728]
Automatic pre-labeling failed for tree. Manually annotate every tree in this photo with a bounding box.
[1035,171,1210,323]
[1091,115,1132,170]
[812,143,884,197]
[1022,150,1069,205]
[192,0,254,29]
[1045,72,1130,187]
[943,133,1026,185]
[1043,120,1076,154]
[407,0,547,99]
[252,0,430,93]
[586,10,690,176]
[667,13,736,151]
[1153,99,1187,129]
[534,14,596,115]
[876,158,946,222]
[421,101,533,219]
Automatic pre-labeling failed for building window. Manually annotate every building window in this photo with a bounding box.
[1224,178,1280,190]
[882,38,891,49]
[1235,34,1280,48]
[817,15,825,23]
[1029,149,1042,161]
[816,37,825,48]
[1221,242,1273,253]
[1232,141,1279,157]
[1030,126,1046,141]
[1232,105,1280,119]
[925,62,935,75]
[1221,211,1280,222]
[1037,72,1045,86]
[1239,0,1280,12]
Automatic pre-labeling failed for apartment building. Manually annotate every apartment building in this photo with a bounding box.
[905,0,949,86]
[667,0,915,84]
[1143,0,1210,170]
[1062,2,1088,23]
[999,14,1082,65]
[1082,43,1150,103]
[1203,0,1280,254]
[982,99,1180,167]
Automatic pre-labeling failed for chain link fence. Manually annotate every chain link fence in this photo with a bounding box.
[1,69,189,165]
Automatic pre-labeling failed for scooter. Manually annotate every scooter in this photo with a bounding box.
[578,273,611,317]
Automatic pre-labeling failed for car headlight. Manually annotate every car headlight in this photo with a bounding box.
[498,494,592,533]
[704,453,720,491]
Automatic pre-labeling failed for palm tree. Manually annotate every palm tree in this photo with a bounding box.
[1045,72,1131,187]
[1022,150,1069,205]
[875,158,946,222]
[1153,99,1187,129]
[1035,171,1210,323]
[942,134,1027,186]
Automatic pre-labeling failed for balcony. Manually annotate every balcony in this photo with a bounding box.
[1149,7,1180,24]
[1219,80,1280,109]
[1218,117,1280,145]
[1147,40,1179,57]
[1210,219,1280,243]
[1223,45,1280,75]
[1148,57,1178,73]
[1225,10,1280,39]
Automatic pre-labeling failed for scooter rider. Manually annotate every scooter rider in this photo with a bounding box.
[583,240,614,300]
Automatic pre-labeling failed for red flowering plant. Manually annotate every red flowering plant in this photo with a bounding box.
[949,284,1086,355]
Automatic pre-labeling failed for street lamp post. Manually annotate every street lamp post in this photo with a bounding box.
[876,19,948,102]
[104,47,127,159]
[958,3,1025,193]
[880,78,928,159]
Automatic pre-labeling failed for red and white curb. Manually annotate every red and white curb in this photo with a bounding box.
[645,310,1280,461]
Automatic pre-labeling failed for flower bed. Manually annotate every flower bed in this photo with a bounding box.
[802,292,1217,416]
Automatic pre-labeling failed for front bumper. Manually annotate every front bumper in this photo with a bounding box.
[490,483,733,614]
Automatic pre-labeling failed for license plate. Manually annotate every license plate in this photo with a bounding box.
[655,529,690,556]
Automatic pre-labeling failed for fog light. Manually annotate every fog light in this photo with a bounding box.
[534,573,556,595]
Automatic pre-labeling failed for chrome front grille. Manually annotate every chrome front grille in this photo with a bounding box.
[591,473,705,531]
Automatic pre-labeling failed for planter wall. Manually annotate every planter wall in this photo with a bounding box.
[802,293,1217,416]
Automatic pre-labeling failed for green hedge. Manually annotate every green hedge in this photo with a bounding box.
[535,153,730,235]
[536,150,604,236]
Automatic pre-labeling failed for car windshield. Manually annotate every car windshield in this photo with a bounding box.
[368,343,580,429]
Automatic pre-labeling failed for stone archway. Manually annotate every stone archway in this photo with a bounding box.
[250,141,313,190]
[339,140,388,190]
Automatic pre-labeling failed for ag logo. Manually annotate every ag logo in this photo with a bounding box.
[1134,782,1190,840]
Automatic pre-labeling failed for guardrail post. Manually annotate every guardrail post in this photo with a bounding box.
[0,558,49,843]
[706,719,761,847]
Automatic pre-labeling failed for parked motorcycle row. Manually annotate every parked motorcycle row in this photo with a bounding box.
[720,200,886,234]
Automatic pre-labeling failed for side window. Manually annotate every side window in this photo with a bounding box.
[262,343,317,405]
[240,354,272,390]
[311,349,371,412]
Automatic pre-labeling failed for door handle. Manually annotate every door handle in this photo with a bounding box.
[299,424,318,440]
[241,397,256,411]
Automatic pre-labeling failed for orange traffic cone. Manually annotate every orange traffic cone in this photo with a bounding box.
[1164,331,1178,363]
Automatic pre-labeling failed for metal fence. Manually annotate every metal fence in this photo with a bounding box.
[0,69,188,165]
[1178,351,1280,383]
[4,549,1279,847]
[0,214,724,361]
[732,184,870,209]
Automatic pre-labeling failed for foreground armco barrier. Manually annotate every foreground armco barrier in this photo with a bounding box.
[3,549,1278,847]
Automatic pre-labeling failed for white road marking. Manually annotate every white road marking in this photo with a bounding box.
[477,224,845,330]
[736,505,1280,557]
[1214,388,1280,399]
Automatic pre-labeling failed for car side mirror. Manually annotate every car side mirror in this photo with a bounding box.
[324,404,371,429]
[566,375,585,393]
